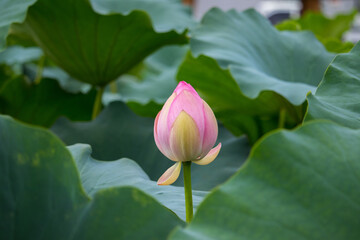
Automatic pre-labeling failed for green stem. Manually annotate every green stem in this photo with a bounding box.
[92,86,104,120]
[278,108,286,129]
[183,161,193,223]
[34,55,46,84]
[110,81,117,93]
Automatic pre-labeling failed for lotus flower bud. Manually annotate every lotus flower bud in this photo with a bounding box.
[154,81,221,185]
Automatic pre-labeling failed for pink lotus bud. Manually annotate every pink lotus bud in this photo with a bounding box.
[154,81,221,185]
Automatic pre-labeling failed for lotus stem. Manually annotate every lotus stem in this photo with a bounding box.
[183,161,193,223]
[34,55,46,84]
[92,86,104,119]
[278,108,286,129]
[110,81,117,93]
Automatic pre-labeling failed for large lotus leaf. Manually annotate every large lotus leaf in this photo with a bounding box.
[104,45,188,117]
[52,101,250,191]
[0,115,183,240]
[189,8,334,105]
[179,9,334,141]
[305,42,360,128]
[0,76,95,127]
[276,10,356,53]
[90,0,194,33]
[0,0,36,50]
[19,0,188,86]
[170,121,360,240]
[68,144,207,220]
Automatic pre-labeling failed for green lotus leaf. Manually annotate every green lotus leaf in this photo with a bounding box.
[6,22,37,47]
[18,0,188,86]
[305,42,360,128]
[90,0,194,33]
[0,115,183,240]
[0,45,43,77]
[0,45,42,65]
[0,76,95,127]
[0,0,36,50]
[276,10,357,53]
[171,121,360,240]
[68,144,207,221]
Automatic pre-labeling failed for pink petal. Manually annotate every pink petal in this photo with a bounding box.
[154,111,167,158]
[167,90,205,144]
[155,93,176,161]
[199,100,218,158]
[174,81,199,96]
[193,143,221,165]
[169,111,202,162]
[157,162,182,185]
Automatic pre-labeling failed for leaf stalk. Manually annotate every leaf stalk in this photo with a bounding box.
[92,86,104,119]
[183,161,193,223]
[34,55,46,84]
[278,108,286,129]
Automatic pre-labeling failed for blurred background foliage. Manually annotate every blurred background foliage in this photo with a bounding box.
[276,9,357,52]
